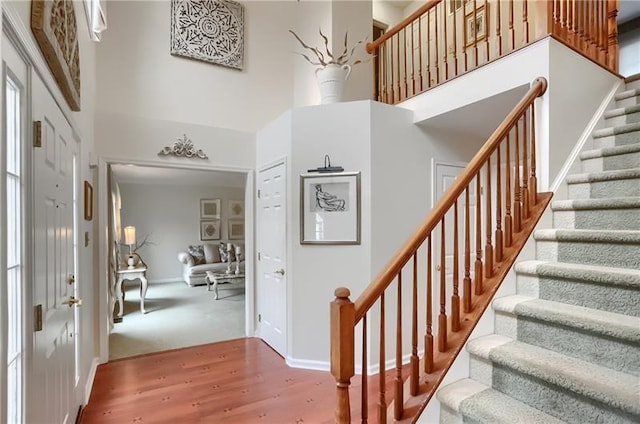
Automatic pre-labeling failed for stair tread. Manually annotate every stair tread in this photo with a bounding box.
[604,103,640,119]
[438,379,565,424]
[534,228,640,243]
[592,122,640,138]
[551,196,640,210]
[565,167,640,183]
[493,296,640,341]
[615,88,640,101]
[467,336,640,415]
[515,260,640,288]
[579,141,640,159]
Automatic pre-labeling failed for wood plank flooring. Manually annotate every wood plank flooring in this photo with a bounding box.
[81,338,342,423]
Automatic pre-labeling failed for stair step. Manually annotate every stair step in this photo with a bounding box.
[437,379,564,424]
[592,122,640,148]
[534,229,640,269]
[514,260,640,316]
[551,197,640,230]
[580,142,640,172]
[604,104,640,126]
[625,74,640,90]
[566,168,640,199]
[467,335,640,423]
[493,296,640,375]
[615,88,640,108]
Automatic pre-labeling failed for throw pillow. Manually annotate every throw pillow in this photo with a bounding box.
[219,243,236,263]
[188,245,206,265]
[203,243,221,263]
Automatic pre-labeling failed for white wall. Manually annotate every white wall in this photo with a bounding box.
[373,1,404,28]
[619,26,640,77]
[118,182,244,283]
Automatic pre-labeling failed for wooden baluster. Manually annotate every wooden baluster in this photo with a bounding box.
[548,0,557,36]
[378,292,386,424]
[452,201,461,332]
[496,0,502,57]
[403,27,408,101]
[514,120,522,233]
[463,188,472,313]
[396,34,401,103]
[435,6,440,84]
[599,0,607,60]
[463,5,469,72]
[418,16,424,92]
[590,0,596,55]
[523,0,529,44]
[411,21,416,97]
[522,110,530,219]
[424,236,434,374]
[427,12,432,88]
[439,217,447,352]
[473,0,479,66]
[452,0,458,77]
[474,174,484,295]
[505,132,513,247]
[485,158,493,278]
[394,273,403,420]
[383,44,389,104]
[361,314,368,424]
[443,0,449,81]
[509,0,515,50]
[562,0,568,37]
[390,39,395,104]
[331,288,355,424]
[607,0,619,73]
[410,252,419,396]
[379,44,385,103]
[495,144,503,263]
[484,0,490,62]
[530,104,538,204]
[578,0,585,50]
[568,0,575,44]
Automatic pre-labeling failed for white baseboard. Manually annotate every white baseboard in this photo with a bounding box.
[148,277,183,284]
[286,356,330,372]
[84,357,100,404]
[285,350,421,375]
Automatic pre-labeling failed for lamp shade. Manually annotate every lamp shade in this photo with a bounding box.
[124,226,136,246]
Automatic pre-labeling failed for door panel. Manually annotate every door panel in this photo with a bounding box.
[257,163,287,356]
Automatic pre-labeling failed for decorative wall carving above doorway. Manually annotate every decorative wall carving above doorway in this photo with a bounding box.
[170,0,245,70]
[158,134,208,159]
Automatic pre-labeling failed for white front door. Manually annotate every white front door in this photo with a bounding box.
[31,71,80,424]
[257,162,287,356]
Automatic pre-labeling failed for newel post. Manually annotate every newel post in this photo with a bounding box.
[331,287,355,424]
[607,0,619,72]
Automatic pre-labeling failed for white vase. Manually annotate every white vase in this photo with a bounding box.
[315,64,352,104]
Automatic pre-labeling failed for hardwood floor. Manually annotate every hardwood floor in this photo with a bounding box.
[81,338,341,423]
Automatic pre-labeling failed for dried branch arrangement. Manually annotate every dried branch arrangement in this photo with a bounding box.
[289,28,371,67]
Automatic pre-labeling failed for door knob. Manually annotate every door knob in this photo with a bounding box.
[274,269,285,276]
[62,296,82,307]
[67,274,75,285]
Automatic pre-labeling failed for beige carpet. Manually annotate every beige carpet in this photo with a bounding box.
[109,281,245,360]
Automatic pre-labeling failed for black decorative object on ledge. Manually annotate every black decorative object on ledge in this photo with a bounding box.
[307,154,344,173]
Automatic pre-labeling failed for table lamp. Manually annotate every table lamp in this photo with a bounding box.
[124,226,136,268]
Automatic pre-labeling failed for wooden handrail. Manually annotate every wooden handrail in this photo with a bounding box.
[366,0,441,54]
[353,76,547,322]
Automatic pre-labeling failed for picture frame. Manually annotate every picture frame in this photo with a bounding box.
[200,199,221,219]
[84,181,93,221]
[228,200,244,219]
[465,5,488,46]
[300,172,361,245]
[228,220,245,240]
[200,220,221,241]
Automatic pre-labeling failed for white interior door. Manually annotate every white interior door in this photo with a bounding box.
[31,71,80,424]
[257,162,287,356]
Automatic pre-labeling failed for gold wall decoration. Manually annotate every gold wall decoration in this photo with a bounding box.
[31,0,81,111]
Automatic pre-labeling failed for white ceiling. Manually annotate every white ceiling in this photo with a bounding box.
[111,164,246,188]
[619,0,640,24]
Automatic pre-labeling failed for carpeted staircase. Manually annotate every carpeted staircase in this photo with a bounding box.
[436,77,640,423]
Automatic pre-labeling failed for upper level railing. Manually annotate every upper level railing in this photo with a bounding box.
[330,77,552,423]
[368,0,619,104]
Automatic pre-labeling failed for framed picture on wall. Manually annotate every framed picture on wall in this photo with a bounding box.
[300,172,361,245]
[465,4,488,46]
[228,220,245,240]
[200,220,221,241]
[228,200,244,218]
[200,199,221,219]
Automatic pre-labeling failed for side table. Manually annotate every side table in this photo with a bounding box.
[115,261,148,317]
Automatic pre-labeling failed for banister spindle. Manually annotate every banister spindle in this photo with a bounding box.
[495,144,504,263]
[463,188,472,313]
[530,104,538,202]
[361,315,368,424]
[439,218,447,352]
[427,11,432,88]
[484,0,490,62]
[396,34,401,103]
[331,288,355,424]
[410,253,419,396]
[523,0,529,44]
[452,201,461,332]
[403,27,408,100]
[452,0,458,77]
[514,120,522,233]
[509,0,515,50]
[411,21,416,97]
[425,236,434,373]
[485,158,494,278]
[474,174,484,295]
[505,132,513,247]
[394,273,403,420]
[418,16,424,92]
[435,6,440,84]
[496,0,502,57]
[522,110,530,219]
[443,1,449,80]
[378,292,386,424]
[473,0,479,66]
[390,39,395,104]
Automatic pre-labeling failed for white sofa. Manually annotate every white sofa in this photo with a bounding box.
[177,243,244,286]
